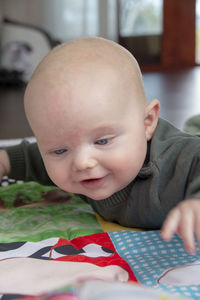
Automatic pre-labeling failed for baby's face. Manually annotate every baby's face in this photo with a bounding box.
[27,63,149,200]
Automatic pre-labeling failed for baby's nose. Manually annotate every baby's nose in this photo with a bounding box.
[73,150,97,171]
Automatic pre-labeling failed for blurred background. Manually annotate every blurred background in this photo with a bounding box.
[0,0,199,138]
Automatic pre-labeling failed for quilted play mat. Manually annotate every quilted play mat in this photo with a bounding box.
[0,176,199,300]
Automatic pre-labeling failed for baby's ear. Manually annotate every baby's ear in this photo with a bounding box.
[144,99,160,140]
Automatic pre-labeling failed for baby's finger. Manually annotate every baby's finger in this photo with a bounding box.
[194,212,200,252]
[160,208,180,241]
[176,210,195,254]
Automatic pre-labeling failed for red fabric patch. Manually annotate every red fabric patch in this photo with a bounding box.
[51,232,137,282]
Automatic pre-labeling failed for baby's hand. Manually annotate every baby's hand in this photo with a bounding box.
[0,150,10,181]
[161,199,200,254]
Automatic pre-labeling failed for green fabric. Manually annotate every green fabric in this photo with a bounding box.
[0,181,57,208]
[0,183,102,243]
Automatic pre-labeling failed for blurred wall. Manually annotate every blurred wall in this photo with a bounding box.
[0,0,3,34]
[1,0,118,42]
[2,0,45,27]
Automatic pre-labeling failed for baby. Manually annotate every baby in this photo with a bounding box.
[0,37,200,254]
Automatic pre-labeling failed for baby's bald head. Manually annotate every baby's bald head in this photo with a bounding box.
[24,37,147,137]
[29,37,144,87]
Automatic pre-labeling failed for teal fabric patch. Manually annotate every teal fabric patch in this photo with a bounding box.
[110,230,200,300]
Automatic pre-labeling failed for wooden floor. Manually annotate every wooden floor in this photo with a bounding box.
[0,66,200,139]
[143,67,200,130]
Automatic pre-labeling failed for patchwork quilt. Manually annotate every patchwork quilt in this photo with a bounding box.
[0,177,199,300]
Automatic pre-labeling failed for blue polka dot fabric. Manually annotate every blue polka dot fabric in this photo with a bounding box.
[109,230,200,300]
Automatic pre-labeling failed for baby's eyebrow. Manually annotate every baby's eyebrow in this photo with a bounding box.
[92,125,121,134]
[91,126,123,141]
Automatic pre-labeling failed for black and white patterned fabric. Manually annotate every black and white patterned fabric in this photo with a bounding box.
[0,176,23,187]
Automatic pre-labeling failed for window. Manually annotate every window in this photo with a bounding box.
[119,0,163,37]
[42,0,99,42]
[118,0,163,65]
[42,0,117,43]
[62,0,98,39]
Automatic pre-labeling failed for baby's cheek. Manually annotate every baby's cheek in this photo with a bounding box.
[44,163,64,185]
[117,151,145,181]
[47,165,74,193]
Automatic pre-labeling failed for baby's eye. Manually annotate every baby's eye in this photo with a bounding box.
[54,149,67,155]
[95,138,109,145]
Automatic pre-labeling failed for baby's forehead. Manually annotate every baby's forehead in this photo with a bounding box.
[25,38,146,116]
[32,38,141,83]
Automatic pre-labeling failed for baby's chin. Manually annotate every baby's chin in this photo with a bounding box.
[88,194,109,201]
[83,189,117,201]
[82,183,130,201]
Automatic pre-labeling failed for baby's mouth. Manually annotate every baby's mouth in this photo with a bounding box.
[80,177,106,190]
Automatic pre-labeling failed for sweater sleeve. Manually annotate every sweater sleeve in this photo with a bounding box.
[184,153,200,200]
[5,141,54,186]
